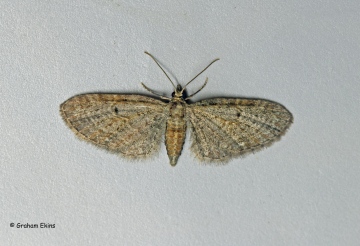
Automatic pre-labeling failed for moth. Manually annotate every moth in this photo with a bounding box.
[60,52,293,166]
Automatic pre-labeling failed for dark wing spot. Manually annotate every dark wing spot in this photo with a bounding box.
[114,107,119,114]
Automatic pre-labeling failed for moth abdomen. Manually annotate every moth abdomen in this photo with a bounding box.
[165,100,187,166]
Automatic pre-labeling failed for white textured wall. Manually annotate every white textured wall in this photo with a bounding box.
[1,0,360,245]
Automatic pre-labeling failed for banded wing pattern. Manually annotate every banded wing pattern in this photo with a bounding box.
[187,98,293,162]
[60,94,167,158]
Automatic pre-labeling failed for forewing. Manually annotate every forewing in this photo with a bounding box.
[187,98,293,162]
[60,94,167,158]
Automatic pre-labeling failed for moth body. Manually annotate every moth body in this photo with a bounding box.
[165,87,187,166]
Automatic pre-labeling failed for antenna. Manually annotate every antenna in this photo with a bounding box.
[181,58,219,93]
[142,52,219,100]
[144,51,176,89]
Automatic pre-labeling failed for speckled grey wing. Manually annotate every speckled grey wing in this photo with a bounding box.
[187,98,293,162]
[60,94,167,158]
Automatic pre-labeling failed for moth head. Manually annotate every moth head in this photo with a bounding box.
[172,85,184,98]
